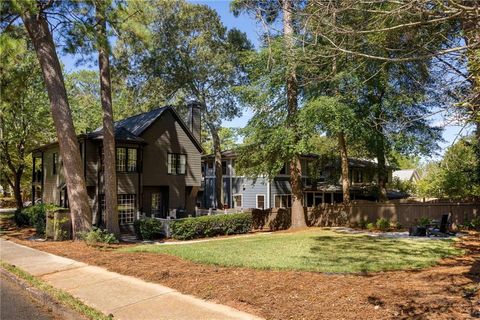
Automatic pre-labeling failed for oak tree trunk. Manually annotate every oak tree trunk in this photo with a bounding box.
[283,0,306,228]
[338,132,350,204]
[209,123,224,209]
[13,171,23,210]
[21,10,92,237]
[95,1,120,236]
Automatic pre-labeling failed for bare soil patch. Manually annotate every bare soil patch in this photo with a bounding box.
[2,224,479,320]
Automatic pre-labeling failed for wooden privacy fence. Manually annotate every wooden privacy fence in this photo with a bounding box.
[252,202,480,230]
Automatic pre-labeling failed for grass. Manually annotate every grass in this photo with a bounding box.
[0,261,111,320]
[123,229,464,273]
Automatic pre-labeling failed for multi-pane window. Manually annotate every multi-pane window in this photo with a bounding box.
[233,194,243,208]
[115,147,137,172]
[168,153,186,175]
[100,194,136,225]
[127,148,137,172]
[256,194,265,209]
[305,192,324,207]
[118,194,135,225]
[52,153,58,175]
[116,148,126,172]
[274,194,292,208]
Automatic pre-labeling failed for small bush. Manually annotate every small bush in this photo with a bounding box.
[359,219,368,229]
[170,212,252,240]
[376,218,390,231]
[392,221,402,230]
[366,222,375,230]
[14,204,59,235]
[79,228,118,245]
[417,217,432,227]
[134,218,164,240]
[465,217,480,231]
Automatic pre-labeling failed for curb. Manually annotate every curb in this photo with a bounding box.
[0,267,86,320]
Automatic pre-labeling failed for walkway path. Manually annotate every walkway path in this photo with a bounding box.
[0,239,262,320]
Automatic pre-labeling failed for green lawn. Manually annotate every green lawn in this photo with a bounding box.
[123,229,464,273]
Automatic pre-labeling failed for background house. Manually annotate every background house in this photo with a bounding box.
[31,103,202,231]
[199,151,394,210]
[393,169,421,183]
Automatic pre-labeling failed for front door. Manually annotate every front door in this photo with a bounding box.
[143,187,168,218]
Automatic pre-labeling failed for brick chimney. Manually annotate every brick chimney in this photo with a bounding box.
[187,101,201,143]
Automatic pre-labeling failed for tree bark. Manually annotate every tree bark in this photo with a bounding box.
[283,0,306,228]
[95,1,120,236]
[21,10,92,237]
[13,170,23,210]
[209,123,224,209]
[461,12,480,184]
[338,131,350,204]
[376,134,388,202]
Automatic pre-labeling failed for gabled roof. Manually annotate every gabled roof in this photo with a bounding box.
[87,127,146,143]
[32,105,203,153]
[92,107,168,137]
[90,106,203,152]
[393,169,419,181]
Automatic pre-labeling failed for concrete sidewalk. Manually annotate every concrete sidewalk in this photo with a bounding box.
[0,239,262,320]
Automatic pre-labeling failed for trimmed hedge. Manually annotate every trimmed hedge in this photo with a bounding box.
[15,204,60,235]
[170,212,252,240]
[134,218,164,240]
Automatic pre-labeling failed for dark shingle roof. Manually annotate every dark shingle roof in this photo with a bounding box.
[87,127,145,143]
[111,107,168,136]
[91,107,168,137]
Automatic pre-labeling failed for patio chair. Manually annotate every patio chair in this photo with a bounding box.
[426,213,456,237]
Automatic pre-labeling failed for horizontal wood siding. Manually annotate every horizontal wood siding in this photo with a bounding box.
[84,140,98,186]
[141,110,201,210]
[231,177,268,209]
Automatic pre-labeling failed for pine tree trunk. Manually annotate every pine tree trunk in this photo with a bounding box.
[209,123,224,209]
[96,1,120,236]
[283,0,306,228]
[21,11,92,237]
[338,132,350,204]
[461,14,480,184]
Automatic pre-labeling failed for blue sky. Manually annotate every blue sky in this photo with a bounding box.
[59,0,470,160]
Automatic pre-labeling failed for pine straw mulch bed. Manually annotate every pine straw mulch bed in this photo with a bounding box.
[1,226,479,320]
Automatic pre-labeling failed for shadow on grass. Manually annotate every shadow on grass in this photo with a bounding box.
[301,235,460,273]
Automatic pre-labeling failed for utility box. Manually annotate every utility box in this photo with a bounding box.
[46,208,71,241]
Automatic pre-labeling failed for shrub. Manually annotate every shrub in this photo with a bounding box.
[170,212,252,240]
[79,228,118,245]
[417,217,432,227]
[366,222,375,230]
[134,218,164,240]
[359,219,368,229]
[392,221,402,230]
[465,217,480,231]
[376,218,390,231]
[14,204,59,235]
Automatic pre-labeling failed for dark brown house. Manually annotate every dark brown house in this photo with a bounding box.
[31,103,202,228]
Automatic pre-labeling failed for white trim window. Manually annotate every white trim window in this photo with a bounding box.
[274,194,291,208]
[256,194,266,209]
[233,194,243,208]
